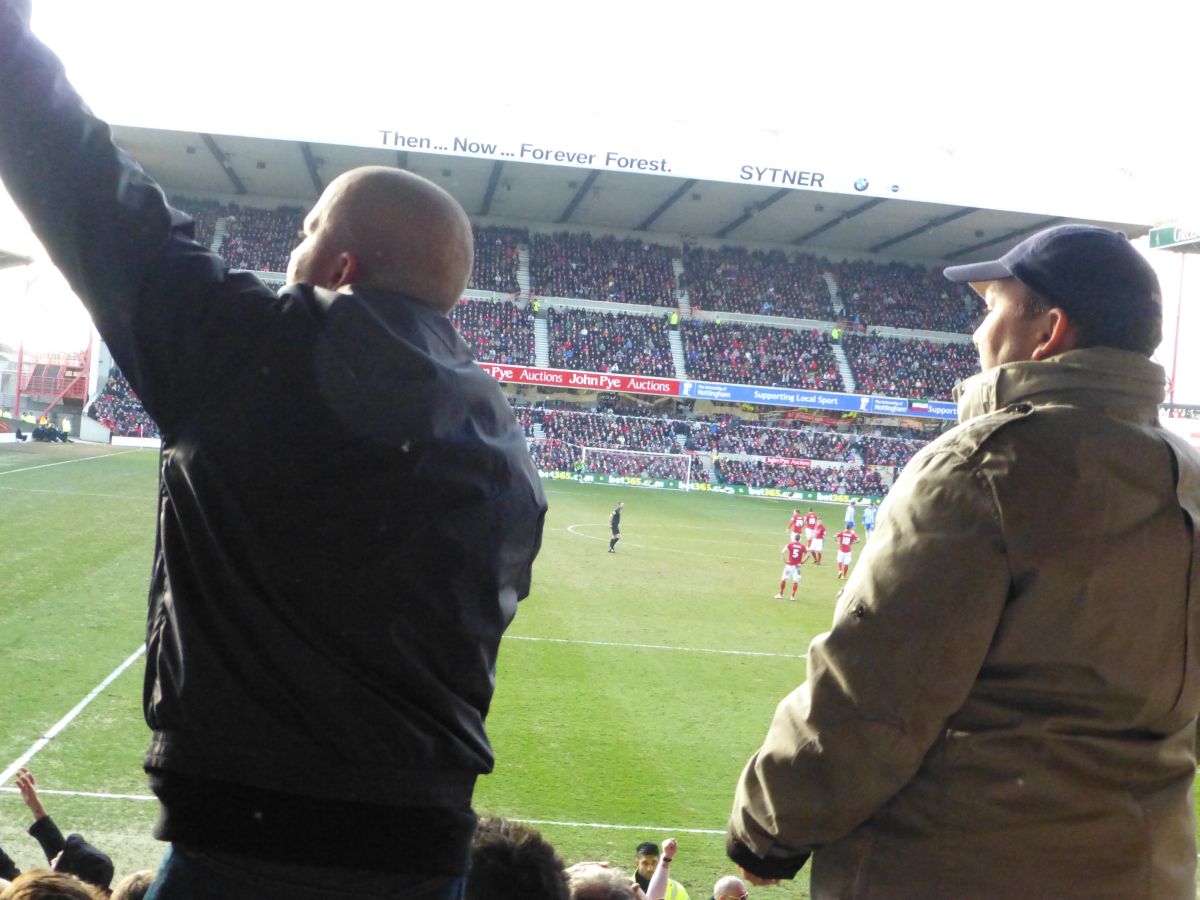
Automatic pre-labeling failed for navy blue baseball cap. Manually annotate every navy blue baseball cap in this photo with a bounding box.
[944,224,1162,354]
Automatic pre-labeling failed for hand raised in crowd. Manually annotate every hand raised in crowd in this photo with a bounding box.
[15,767,48,821]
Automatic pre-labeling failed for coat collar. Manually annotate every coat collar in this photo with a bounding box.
[954,347,1166,424]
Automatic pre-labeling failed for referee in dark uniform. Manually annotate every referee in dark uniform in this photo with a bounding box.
[608,502,624,553]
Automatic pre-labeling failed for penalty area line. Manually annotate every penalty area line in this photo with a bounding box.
[0,449,140,478]
[506,635,805,660]
[1,645,146,786]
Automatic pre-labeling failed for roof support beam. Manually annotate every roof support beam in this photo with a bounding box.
[299,142,324,196]
[944,217,1065,260]
[792,198,884,246]
[869,207,976,253]
[200,133,246,195]
[716,189,790,239]
[557,170,600,224]
[637,179,697,231]
[480,161,505,216]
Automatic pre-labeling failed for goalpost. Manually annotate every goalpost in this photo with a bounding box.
[579,444,695,490]
[525,439,697,490]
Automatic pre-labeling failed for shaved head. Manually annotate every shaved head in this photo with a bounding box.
[287,166,473,313]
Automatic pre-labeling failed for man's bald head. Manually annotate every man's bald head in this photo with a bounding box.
[287,166,473,313]
[713,875,747,899]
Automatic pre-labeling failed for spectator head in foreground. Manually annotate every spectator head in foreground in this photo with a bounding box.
[109,871,153,900]
[568,866,638,900]
[287,165,473,314]
[0,870,104,900]
[465,816,569,900]
[52,838,112,895]
[712,875,747,900]
[944,224,1162,369]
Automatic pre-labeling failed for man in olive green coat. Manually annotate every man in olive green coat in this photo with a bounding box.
[729,225,1200,899]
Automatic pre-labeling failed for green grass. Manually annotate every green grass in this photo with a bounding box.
[3,442,1196,898]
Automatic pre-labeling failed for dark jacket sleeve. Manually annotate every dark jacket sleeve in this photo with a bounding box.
[27,815,67,864]
[0,4,282,430]
[0,842,20,881]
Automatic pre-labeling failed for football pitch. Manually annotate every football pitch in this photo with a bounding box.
[2,443,1198,898]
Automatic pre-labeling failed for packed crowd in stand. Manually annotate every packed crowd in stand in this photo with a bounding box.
[547,308,676,377]
[682,320,843,390]
[469,225,525,294]
[843,333,979,401]
[515,404,923,491]
[680,245,835,319]
[530,232,676,306]
[86,368,160,439]
[835,258,984,333]
[449,299,535,365]
[714,458,885,495]
[220,203,305,273]
[159,204,993,339]
[540,408,682,455]
[172,196,224,251]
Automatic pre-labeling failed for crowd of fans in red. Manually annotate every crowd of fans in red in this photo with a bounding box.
[681,321,844,391]
[86,368,159,439]
[530,232,676,306]
[843,333,980,401]
[166,200,982,336]
[511,402,923,494]
[681,245,834,319]
[547,308,676,377]
[469,225,523,294]
[449,299,535,365]
[837,258,982,333]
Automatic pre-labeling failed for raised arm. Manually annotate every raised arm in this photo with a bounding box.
[0,2,281,427]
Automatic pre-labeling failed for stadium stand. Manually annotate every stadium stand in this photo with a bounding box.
[680,245,835,319]
[449,299,535,365]
[842,333,979,401]
[714,458,885,495]
[86,368,160,439]
[469,225,526,294]
[172,196,225,251]
[530,232,677,306]
[540,409,683,455]
[681,320,843,391]
[221,203,304,273]
[547,307,676,377]
[834,258,984,333]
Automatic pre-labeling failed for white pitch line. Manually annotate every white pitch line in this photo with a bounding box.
[0,449,139,478]
[506,635,806,660]
[518,817,724,836]
[1,645,146,785]
[0,786,155,802]
[0,786,728,836]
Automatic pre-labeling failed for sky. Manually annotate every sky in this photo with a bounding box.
[2,0,1198,394]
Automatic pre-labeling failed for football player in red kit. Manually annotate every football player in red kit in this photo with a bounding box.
[810,520,827,565]
[777,539,809,601]
[788,509,805,541]
[835,527,860,579]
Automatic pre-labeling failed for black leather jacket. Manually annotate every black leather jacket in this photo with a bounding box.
[0,6,545,809]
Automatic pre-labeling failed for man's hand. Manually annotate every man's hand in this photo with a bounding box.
[661,837,678,859]
[738,866,781,887]
[15,768,47,820]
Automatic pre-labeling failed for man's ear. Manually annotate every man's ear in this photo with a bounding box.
[1031,307,1077,361]
[329,252,358,290]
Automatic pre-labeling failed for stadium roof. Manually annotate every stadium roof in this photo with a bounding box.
[113,125,1148,267]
